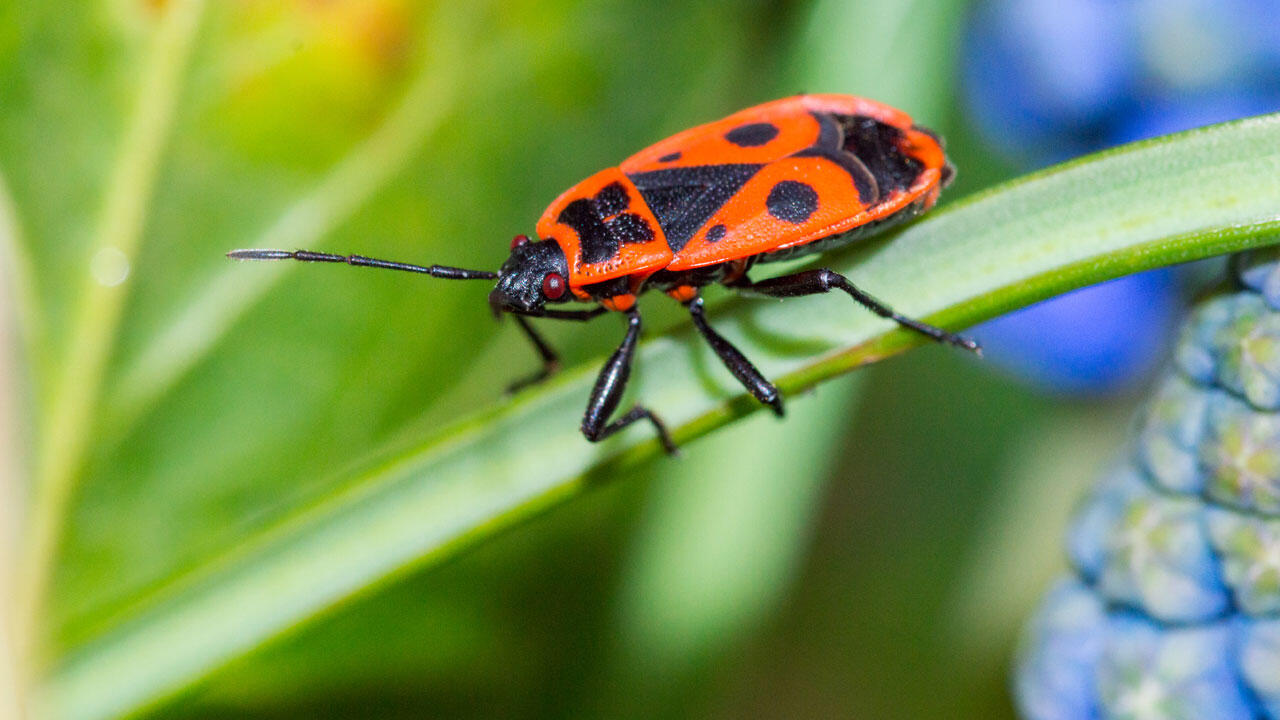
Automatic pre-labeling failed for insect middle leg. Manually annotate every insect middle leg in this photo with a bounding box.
[685,294,784,416]
[727,268,980,353]
[508,307,608,394]
[581,309,677,454]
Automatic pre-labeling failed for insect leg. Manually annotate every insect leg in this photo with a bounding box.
[686,295,783,416]
[506,307,608,394]
[507,316,559,394]
[728,268,980,354]
[580,309,677,454]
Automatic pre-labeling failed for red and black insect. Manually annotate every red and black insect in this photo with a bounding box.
[230,94,978,454]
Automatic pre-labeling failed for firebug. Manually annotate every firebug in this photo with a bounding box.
[230,94,978,454]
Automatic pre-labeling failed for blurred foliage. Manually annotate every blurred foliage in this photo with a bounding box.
[3,1,1278,719]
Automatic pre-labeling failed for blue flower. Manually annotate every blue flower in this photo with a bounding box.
[969,271,1180,394]
[1014,248,1280,719]
[964,0,1280,166]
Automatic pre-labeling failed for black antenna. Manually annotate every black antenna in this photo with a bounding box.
[227,249,498,280]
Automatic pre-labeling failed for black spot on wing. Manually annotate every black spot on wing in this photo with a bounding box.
[725,122,779,147]
[628,163,763,253]
[766,181,818,223]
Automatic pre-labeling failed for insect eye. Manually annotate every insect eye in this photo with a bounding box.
[542,272,566,300]
[510,234,530,249]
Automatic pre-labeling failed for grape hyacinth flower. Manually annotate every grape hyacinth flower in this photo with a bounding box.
[1015,246,1280,719]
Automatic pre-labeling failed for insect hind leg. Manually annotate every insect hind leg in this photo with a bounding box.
[685,295,783,416]
[727,268,980,354]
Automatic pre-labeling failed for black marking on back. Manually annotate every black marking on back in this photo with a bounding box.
[608,212,654,245]
[838,115,924,197]
[557,200,611,263]
[628,164,763,253]
[766,181,818,223]
[725,122,779,147]
[793,112,878,204]
[658,151,682,162]
[595,182,631,216]
[705,224,726,243]
[558,183,656,264]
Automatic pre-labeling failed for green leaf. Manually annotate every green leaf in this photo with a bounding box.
[36,113,1280,720]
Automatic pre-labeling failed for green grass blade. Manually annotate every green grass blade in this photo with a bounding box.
[21,0,206,666]
[0,166,30,720]
[0,167,42,401]
[38,114,1280,720]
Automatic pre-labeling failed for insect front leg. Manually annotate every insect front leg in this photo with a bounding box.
[685,295,783,416]
[580,309,677,454]
[507,307,608,394]
[728,268,980,354]
[507,317,559,394]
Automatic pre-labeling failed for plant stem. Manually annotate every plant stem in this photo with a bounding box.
[0,169,30,720]
[0,169,42,411]
[18,0,207,672]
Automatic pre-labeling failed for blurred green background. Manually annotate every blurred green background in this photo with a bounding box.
[6,0,1253,717]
